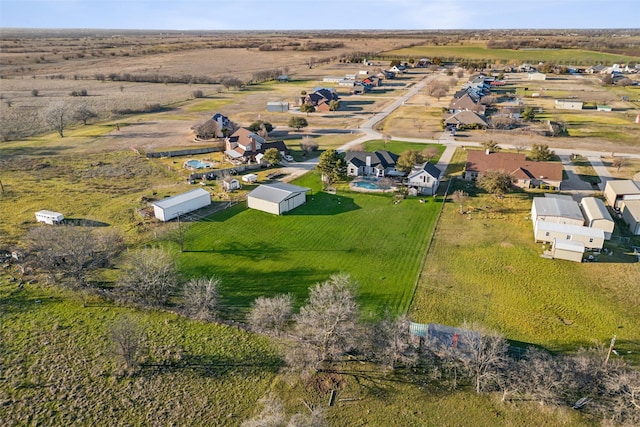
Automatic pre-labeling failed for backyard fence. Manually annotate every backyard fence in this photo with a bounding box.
[145,146,222,159]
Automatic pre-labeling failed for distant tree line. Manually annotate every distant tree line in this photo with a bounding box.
[95,72,220,85]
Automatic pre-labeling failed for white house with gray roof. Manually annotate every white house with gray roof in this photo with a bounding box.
[404,161,442,196]
[534,221,605,250]
[247,182,310,215]
[345,150,402,178]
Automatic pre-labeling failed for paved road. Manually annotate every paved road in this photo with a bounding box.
[280,73,640,188]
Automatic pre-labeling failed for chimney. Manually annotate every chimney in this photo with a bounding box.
[366,156,371,166]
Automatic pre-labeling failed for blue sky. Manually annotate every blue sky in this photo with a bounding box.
[1,0,637,30]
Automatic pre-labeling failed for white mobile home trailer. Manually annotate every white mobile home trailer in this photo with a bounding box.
[35,210,64,225]
[531,197,585,227]
[152,188,211,222]
[534,220,605,250]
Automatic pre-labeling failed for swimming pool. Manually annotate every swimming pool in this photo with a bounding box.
[186,160,212,169]
[353,180,390,190]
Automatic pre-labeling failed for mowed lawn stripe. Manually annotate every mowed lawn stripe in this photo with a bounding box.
[178,180,441,320]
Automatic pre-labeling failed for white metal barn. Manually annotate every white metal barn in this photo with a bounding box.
[551,239,585,263]
[247,182,310,215]
[579,197,615,239]
[152,188,211,222]
[534,220,605,250]
[531,196,585,227]
[35,210,64,225]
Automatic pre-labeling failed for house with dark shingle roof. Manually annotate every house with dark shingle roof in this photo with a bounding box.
[300,88,339,112]
[464,150,563,190]
[345,150,401,178]
[404,161,442,196]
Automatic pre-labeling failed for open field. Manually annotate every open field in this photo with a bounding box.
[387,43,640,66]
[0,280,280,426]
[410,178,640,363]
[3,30,640,426]
[177,171,442,319]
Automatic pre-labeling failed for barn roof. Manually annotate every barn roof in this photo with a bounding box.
[153,188,210,210]
[247,182,310,204]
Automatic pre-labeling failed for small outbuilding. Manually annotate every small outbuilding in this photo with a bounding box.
[152,188,211,222]
[266,101,289,113]
[242,173,258,183]
[531,196,585,227]
[555,99,583,110]
[579,197,615,239]
[222,178,241,192]
[247,182,310,215]
[550,238,585,263]
[35,210,64,225]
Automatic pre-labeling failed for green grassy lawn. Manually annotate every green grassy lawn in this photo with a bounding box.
[0,280,279,426]
[410,184,640,363]
[177,171,442,320]
[387,44,640,66]
[363,140,445,159]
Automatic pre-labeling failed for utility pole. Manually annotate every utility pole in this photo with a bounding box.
[604,335,617,367]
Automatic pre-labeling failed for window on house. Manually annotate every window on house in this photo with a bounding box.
[566,235,571,240]
[589,238,594,243]
[545,232,550,237]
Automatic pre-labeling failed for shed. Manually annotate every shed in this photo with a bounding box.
[35,210,64,225]
[152,188,211,222]
[551,238,585,263]
[247,182,310,215]
[621,199,640,235]
[531,197,585,226]
[579,197,614,239]
[222,178,241,192]
[242,173,258,183]
[528,72,547,81]
[266,101,289,113]
[534,220,605,250]
[555,99,583,110]
[603,180,640,209]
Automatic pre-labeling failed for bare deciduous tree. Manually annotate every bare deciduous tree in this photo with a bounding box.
[451,190,469,214]
[182,277,219,321]
[612,157,627,172]
[25,225,123,287]
[118,247,178,307]
[41,101,70,137]
[110,314,146,374]
[371,314,417,370]
[248,294,293,336]
[289,274,360,372]
[300,136,319,154]
[74,103,97,125]
[459,324,509,394]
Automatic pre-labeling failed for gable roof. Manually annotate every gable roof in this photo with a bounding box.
[580,197,613,222]
[533,197,585,223]
[449,93,485,113]
[408,161,441,180]
[466,150,563,182]
[247,182,310,204]
[444,111,488,127]
[153,188,210,210]
[345,150,399,169]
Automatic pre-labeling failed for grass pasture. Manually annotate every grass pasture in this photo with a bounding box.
[178,171,442,319]
[387,43,640,66]
[410,184,640,363]
[0,281,279,426]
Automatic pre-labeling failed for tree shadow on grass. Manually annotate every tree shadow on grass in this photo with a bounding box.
[144,352,281,378]
[64,218,110,227]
